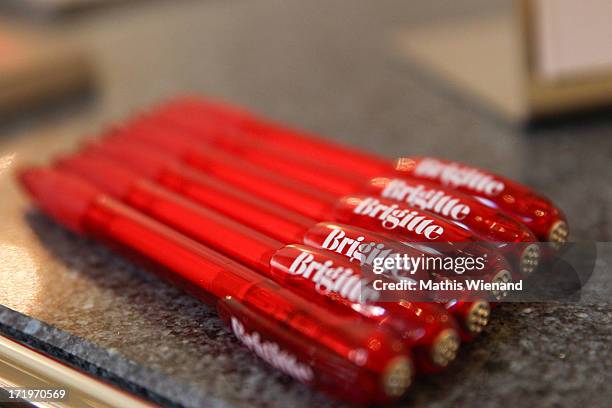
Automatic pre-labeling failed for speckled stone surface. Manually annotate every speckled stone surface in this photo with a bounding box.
[0,1,610,407]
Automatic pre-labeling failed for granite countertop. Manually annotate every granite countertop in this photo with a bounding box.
[0,1,610,407]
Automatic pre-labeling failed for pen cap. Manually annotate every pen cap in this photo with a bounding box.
[141,116,365,197]
[151,162,314,244]
[81,139,316,243]
[56,154,138,198]
[159,97,394,178]
[103,131,338,217]
[18,167,97,233]
[109,125,340,204]
[83,139,172,179]
[160,95,256,125]
[217,295,413,404]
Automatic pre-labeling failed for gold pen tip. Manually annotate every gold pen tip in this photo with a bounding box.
[382,356,413,397]
[466,300,491,334]
[431,328,460,368]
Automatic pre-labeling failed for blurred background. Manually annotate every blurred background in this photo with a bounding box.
[0,1,611,407]
[2,0,612,171]
[4,0,612,130]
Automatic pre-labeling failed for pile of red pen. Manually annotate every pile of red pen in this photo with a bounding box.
[17,96,568,404]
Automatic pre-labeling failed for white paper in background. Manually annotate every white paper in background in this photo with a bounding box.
[534,0,612,81]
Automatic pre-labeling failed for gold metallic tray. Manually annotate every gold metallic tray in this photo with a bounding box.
[0,335,154,408]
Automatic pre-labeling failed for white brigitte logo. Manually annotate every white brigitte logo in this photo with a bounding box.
[380,179,471,221]
[231,317,314,383]
[353,197,445,240]
[288,252,379,302]
[320,228,398,266]
[413,158,505,196]
[320,227,418,281]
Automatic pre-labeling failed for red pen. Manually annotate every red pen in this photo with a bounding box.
[147,117,539,267]
[57,154,462,372]
[118,117,540,276]
[127,116,364,197]
[76,142,493,340]
[19,167,414,404]
[155,96,391,178]
[97,133,517,285]
[159,97,568,245]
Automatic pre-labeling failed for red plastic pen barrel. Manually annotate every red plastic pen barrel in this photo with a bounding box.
[107,127,539,278]
[142,113,540,247]
[57,155,462,372]
[123,117,363,197]
[70,146,491,340]
[83,138,507,285]
[18,167,413,404]
[155,97,392,179]
[98,134,491,251]
[160,97,568,244]
[82,141,314,242]
[144,98,503,332]
[104,129,339,220]
[127,116,540,276]
[84,136,506,302]
[127,117,539,245]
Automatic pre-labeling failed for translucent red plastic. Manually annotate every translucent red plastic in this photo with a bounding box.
[105,129,337,220]
[161,97,567,243]
[105,127,536,273]
[156,97,393,179]
[130,116,538,247]
[81,139,494,330]
[19,167,413,404]
[57,155,460,373]
[393,157,568,242]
